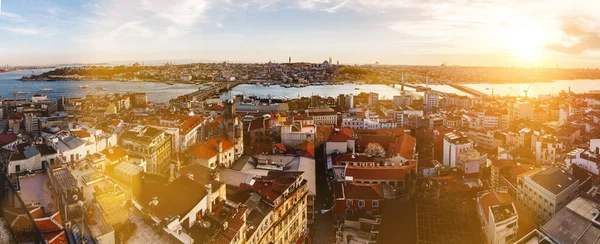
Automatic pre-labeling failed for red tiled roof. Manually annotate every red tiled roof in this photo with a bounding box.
[343,182,385,200]
[249,171,302,202]
[329,127,354,142]
[479,192,513,219]
[44,230,67,244]
[101,146,128,162]
[386,134,415,160]
[180,116,204,135]
[35,212,63,233]
[345,163,415,180]
[29,207,43,218]
[357,134,397,150]
[296,141,315,158]
[188,137,235,159]
[274,143,287,153]
[71,129,91,138]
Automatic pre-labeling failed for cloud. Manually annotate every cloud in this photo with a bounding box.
[107,21,152,40]
[0,26,40,35]
[323,1,347,13]
[141,0,210,26]
[0,11,25,22]
[545,18,600,54]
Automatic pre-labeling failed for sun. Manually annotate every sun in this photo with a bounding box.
[508,18,544,62]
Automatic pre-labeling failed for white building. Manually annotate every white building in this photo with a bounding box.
[187,137,238,170]
[517,167,579,223]
[565,138,600,175]
[477,191,518,244]
[306,108,337,125]
[457,149,487,174]
[536,135,564,165]
[443,132,473,168]
[281,121,315,147]
[6,143,59,175]
[424,92,440,109]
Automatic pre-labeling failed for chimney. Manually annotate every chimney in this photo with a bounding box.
[205,184,213,213]
[216,140,223,153]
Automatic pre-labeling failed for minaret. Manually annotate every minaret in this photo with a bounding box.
[401,72,405,92]
[289,56,291,64]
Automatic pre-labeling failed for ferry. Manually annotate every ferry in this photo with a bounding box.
[17,91,28,94]
[41,88,53,92]
[80,85,89,89]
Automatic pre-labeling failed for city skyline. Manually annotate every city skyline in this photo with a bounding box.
[1,0,600,67]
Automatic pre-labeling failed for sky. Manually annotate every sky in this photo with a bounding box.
[0,0,599,67]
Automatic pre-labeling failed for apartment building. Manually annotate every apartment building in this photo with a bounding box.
[535,135,564,165]
[517,167,579,223]
[306,107,337,125]
[443,132,473,169]
[119,126,173,174]
[477,191,518,244]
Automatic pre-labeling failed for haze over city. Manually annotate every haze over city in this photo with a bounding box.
[1,0,600,67]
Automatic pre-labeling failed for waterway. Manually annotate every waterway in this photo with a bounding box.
[2,69,599,102]
[0,69,201,103]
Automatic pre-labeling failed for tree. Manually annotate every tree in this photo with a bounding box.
[365,143,386,157]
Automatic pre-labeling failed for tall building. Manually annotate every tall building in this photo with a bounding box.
[517,167,579,223]
[535,135,564,165]
[235,172,309,244]
[119,126,173,174]
[442,132,473,168]
[368,92,379,106]
[477,190,518,244]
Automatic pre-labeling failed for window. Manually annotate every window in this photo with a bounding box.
[346,199,352,206]
[358,200,365,207]
[372,200,379,208]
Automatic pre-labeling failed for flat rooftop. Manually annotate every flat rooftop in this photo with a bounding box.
[530,167,577,195]
[18,173,58,213]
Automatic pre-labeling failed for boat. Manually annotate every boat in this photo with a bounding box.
[17,91,28,94]
[80,85,89,89]
[95,86,105,90]
[355,87,360,90]
[166,82,175,85]
[41,88,53,92]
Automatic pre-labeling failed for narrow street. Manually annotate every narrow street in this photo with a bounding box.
[310,143,336,243]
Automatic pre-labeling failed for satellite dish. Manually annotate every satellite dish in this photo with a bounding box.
[72,194,79,201]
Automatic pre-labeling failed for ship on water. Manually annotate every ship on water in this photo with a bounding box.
[17,90,28,94]
[80,85,89,89]
[41,88,53,92]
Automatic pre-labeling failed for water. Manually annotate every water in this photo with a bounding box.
[4,69,598,102]
[0,69,201,103]
[221,84,413,100]
[464,80,600,97]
